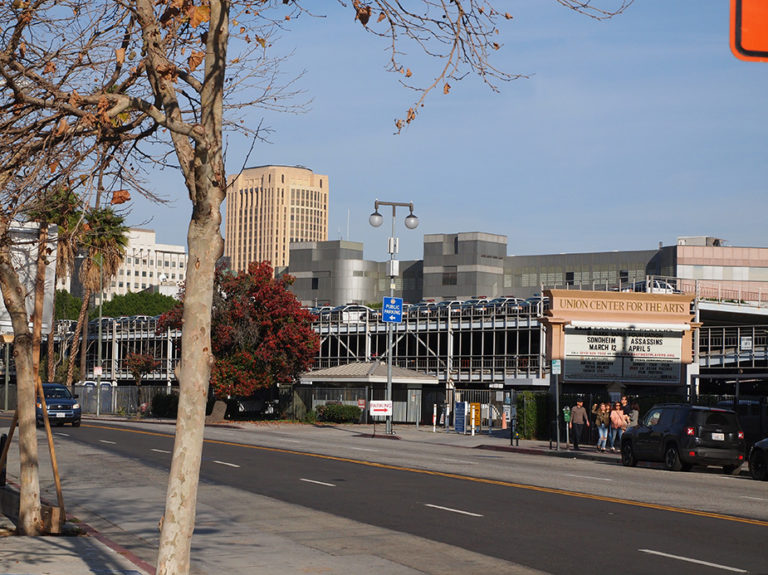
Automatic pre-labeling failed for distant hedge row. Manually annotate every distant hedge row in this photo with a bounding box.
[316,403,361,423]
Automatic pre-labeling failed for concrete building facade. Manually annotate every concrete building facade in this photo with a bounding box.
[285,234,768,308]
[288,240,421,307]
[70,228,187,302]
[225,165,328,272]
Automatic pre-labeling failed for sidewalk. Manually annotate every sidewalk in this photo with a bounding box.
[0,416,614,575]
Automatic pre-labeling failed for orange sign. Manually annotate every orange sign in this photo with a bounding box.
[731,0,768,62]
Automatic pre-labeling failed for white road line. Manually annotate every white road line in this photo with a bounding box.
[151,449,171,454]
[214,460,240,468]
[425,504,483,517]
[275,438,302,444]
[565,473,613,482]
[300,478,336,487]
[54,432,70,437]
[99,440,116,445]
[740,495,768,501]
[348,447,378,452]
[442,459,478,465]
[639,549,747,573]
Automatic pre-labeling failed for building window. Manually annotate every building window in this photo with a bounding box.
[442,266,457,286]
[311,278,319,290]
[565,271,574,286]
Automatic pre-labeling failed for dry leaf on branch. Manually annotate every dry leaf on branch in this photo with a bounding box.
[111,190,131,205]
[405,68,412,78]
[188,50,204,72]
[443,83,450,94]
[354,3,371,26]
[115,48,125,65]
[54,118,69,137]
[188,4,210,28]
[43,61,56,74]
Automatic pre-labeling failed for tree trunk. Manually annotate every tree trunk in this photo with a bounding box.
[0,226,43,535]
[32,225,48,384]
[156,197,224,573]
[65,285,91,387]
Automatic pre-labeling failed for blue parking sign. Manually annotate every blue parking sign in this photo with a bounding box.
[382,297,403,323]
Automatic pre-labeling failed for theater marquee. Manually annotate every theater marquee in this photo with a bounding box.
[564,329,682,383]
[542,289,696,388]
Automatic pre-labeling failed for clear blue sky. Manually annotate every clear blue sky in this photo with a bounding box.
[128,1,768,262]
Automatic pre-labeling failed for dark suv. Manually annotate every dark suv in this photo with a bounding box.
[36,383,82,427]
[621,404,746,473]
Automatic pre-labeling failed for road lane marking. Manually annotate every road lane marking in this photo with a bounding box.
[425,504,483,517]
[442,459,478,465]
[151,449,171,454]
[54,433,70,437]
[566,473,613,482]
[214,460,240,468]
[741,495,768,501]
[78,423,768,529]
[300,478,336,487]
[349,447,378,452]
[274,438,302,444]
[639,549,747,573]
[99,440,116,445]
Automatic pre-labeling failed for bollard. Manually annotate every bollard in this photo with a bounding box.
[471,404,476,437]
[432,403,437,432]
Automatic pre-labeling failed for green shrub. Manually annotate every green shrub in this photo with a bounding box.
[316,403,361,423]
[151,392,179,418]
[303,410,317,424]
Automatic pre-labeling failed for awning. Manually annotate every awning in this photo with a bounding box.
[568,320,690,332]
[300,360,440,386]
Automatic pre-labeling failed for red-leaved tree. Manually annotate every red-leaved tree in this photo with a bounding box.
[125,352,161,411]
[159,261,319,398]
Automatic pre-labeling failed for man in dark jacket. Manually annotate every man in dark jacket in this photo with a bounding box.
[569,399,590,450]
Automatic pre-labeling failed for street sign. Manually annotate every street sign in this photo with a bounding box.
[731,0,768,62]
[551,359,561,375]
[369,400,392,417]
[93,366,103,376]
[382,297,403,323]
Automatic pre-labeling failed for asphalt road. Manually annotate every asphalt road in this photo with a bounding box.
[19,420,767,575]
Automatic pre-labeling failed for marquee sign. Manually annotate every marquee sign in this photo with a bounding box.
[564,329,682,384]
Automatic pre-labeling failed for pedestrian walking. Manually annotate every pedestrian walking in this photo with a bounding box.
[592,402,610,452]
[609,401,629,452]
[569,399,590,450]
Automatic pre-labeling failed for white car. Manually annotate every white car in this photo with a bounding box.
[622,279,679,294]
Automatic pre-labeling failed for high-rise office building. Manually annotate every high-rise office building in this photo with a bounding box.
[225,165,329,272]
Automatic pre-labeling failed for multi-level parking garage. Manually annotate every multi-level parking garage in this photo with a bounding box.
[0,291,762,416]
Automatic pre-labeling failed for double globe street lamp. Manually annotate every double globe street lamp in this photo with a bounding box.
[369,200,418,435]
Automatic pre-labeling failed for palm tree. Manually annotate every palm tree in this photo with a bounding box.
[65,207,128,387]
[28,186,85,381]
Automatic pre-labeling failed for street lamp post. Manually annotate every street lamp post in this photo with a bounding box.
[96,257,103,417]
[369,200,419,435]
